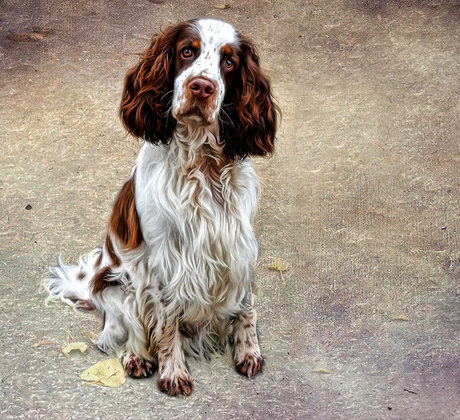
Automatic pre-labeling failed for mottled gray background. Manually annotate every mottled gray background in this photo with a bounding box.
[1,0,460,418]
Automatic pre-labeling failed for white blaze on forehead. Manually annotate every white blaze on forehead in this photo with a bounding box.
[195,19,239,47]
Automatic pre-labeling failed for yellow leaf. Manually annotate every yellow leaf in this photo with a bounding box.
[84,331,98,344]
[61,342,88,357]
[268,259,289,272]
[81,358,126,388]
[268,259,289,284]
[392,315,411,322]
[313,367,332,374]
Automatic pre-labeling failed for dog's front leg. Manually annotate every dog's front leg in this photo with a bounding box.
[232,299,264,377]
[156,315,193,396]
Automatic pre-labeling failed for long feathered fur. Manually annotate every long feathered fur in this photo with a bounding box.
[45,18,278,396]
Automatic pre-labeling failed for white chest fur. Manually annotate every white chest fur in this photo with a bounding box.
[134,130,259,322]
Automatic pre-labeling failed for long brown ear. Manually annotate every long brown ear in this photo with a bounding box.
[120,23,188,144]
[220,36,280,160]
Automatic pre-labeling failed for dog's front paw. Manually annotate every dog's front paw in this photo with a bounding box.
[235,353,264,378]
[124,355,157,378]
[158,371,193,396]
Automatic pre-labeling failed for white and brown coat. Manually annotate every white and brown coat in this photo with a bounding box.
[46,18,278,396]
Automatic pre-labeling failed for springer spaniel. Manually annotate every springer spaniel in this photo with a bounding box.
[46,18,278,396]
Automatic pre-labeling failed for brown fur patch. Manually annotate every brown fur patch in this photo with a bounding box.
[94,251,103,269]
[108,175,144,251]
[91,266,119,295]
[156,316,194,396]
[221,44,233,56]
[191,38,201,50]
[198,154,233,206]
[105,235,121,267]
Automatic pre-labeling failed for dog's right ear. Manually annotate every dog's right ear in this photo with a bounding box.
[120,23,188,144]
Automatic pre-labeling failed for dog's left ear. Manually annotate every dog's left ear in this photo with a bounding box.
[120,23,188,144]
[220,36,280,160]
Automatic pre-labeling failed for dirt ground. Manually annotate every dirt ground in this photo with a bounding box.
[1,0,460,418]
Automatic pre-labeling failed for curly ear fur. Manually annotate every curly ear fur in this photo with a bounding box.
[220,36,279,160]
[120,23,190,144]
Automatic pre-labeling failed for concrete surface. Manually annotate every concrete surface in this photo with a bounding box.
[1,0,460,418]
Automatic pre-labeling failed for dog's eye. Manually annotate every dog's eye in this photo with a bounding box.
[182,48,194,58]
[224,58,233,69]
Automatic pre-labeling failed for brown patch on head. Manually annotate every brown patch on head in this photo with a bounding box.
[191,38,201,51]
[221,44,233,56]
[108,174,144,252]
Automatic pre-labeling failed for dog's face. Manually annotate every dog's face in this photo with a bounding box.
[171,19,240,127]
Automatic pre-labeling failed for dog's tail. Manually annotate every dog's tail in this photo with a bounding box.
[45,248,102,311]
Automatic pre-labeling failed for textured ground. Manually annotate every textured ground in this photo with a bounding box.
[1,0,460,419]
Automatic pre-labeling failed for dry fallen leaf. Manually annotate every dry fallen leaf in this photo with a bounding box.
[84,330,98,343]
[81,358,126,387]
[268,259,289,284]
[392,315,411,322]
[61,342,88,357]
[313,367,332,374]
[32,341,59,349]
[213,3,230,9]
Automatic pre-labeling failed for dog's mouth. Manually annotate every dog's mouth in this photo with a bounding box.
[181,103,206,122]
[174,101,217,126]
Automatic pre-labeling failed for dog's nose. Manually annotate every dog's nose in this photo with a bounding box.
[189,78,215,99]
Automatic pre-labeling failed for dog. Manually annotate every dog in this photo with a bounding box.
[46,18,278,396]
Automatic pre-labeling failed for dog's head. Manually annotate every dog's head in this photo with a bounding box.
[120,19,278,160]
